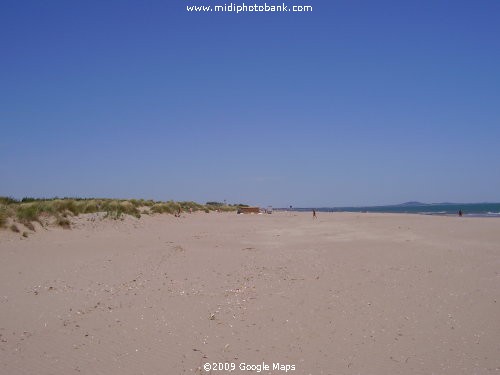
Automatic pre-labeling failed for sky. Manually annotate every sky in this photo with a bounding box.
[1,0,499,207]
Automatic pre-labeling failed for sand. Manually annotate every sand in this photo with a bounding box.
[1,211,499,374]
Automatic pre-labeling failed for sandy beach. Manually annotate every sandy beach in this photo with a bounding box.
[0,211,499,374]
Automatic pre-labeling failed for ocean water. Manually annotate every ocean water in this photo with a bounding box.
[291,203,500,217]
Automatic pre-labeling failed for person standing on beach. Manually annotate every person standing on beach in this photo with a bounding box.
[313,209,317,219]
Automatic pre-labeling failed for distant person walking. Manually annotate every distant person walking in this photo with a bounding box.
[458,209,463,217]
[313,209,317,219]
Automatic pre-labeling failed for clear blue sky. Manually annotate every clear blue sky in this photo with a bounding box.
[1,0,499,207]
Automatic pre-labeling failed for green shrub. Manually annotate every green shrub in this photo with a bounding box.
[21,197,37,203]
[206,201,224,206]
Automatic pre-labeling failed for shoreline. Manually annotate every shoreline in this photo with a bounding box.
[277,209,500,218]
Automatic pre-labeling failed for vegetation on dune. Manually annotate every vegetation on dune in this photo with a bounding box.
[21,197,38,203]
[150,201,181,214]
[16,203,44,225]
[206,201,224,206]
[0,196,243,232]
[0,206,7,228]
[101,200,141,219]
[0,197,18,205]
[206,204,238,212]
[179,201,205,211]
[129,199,155,207]
[55,215,71,229]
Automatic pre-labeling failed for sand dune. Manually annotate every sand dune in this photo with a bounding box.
[1,212,499,374]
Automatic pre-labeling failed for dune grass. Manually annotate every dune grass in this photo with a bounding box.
[0,196,241,231]
[56,215,71,229]
[150,201,181,214]
[0,206,7,228]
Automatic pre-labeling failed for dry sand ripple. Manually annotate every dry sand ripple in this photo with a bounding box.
[1,212,499,374]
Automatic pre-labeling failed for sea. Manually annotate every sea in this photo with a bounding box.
[287,203,500,218]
